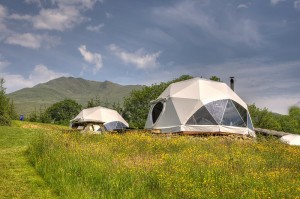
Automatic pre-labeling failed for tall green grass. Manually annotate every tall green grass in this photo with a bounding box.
[28,131,300,199]
[0,125,57,198]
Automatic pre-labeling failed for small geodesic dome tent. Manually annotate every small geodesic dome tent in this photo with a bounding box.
[144,77,255,137]
[70,106,128,132]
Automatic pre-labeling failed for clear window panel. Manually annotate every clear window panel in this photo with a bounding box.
[221,100,246,127]
[205,99,228,124]
[247,112,254,130]
[186,106,217,125]
[232,100,247,124]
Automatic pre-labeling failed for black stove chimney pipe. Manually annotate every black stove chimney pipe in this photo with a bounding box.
[230,77,234,91]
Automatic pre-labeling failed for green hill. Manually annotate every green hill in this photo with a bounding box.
[8,77,143,116]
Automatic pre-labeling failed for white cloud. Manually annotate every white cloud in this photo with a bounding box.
[9,13,32,20]
[253,96,300,115]
[0,4,10,39]
[2,64,68,93]
[7,0,103,32]
[105,12,112,19]
[232,19,261,44]
[86,23,104,32]
[270,0,285,5]
[25,0,102,9]
[0,23,10,41]
[25,0,43,7]
[108,44,161,69]
[78,45,103,73]
[32,7,85,31]
[50,0,103,10]
[22,0,103,31]
[294,0,300,10]
[5,33,60,49]
[153,1,262,45]
[144,28,175,44]
[0,60,10,70]
[237,4,248,9]
[0,4,7,18]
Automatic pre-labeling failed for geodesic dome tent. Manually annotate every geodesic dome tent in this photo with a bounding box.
[144,78,255,137]
[70,106,128,131]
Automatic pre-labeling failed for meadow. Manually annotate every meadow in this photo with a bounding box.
[0,121,60,198]
[1,121,300,198]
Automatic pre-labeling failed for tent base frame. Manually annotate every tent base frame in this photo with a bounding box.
[150,129,253,138]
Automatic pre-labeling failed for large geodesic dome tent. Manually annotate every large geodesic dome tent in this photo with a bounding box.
[144,78,256,137]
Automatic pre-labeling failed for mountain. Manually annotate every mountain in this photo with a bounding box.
[8,77,144,116]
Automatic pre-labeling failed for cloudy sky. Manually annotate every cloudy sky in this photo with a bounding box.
[0,0,299,114]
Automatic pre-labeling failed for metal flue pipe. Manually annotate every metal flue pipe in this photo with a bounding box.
[230,77,234,91]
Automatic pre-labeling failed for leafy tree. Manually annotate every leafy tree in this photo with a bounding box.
[210,76,221,82]
[28,111,39,122]
[288,106,300,132]
[123,75,193,128]
[248,104,300,134]
[278,115,298,133]
[0,78,17,126]
[8,100,18,120]
[86,95,112,108]
[87,95,103,108]
[112,102,123,114]
[248,104,281,130]
[45,99,82,124]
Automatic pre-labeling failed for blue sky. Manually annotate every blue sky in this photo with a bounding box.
[0,0,299,114]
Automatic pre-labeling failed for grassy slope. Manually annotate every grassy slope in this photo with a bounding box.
[0,121,65,198]
[8,77,143,115]
[29,131,300,199]
[1,121,300,198]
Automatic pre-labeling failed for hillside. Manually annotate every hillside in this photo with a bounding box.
[8,77,143,115]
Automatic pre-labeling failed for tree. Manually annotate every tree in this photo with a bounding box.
[0,78,16,126]
[278,115,298,133]
[86,95,113,108]
[210,76,221,82]
[8,100,18,120]
[248,104,281,130]
[86,95,103,108]
[288,106,300,133]
[123,75,193,128]
[112,102,123,114]
[28,111,39,122]
[45,99,82,124]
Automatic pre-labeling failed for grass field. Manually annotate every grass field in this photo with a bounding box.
[1,122,300,198]
[0,122,61,198]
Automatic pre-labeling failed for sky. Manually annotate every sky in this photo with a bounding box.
[0,0,299,114]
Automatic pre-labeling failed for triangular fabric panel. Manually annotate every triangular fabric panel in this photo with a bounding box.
[171,81,200,100]
[168,79,197,97]
[155,100,181,127]
[171,97,203,124]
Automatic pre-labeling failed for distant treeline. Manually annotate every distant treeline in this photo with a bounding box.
[249,104,300,134]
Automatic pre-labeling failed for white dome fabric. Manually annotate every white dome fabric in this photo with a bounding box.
[280,134,300,146]
[144,78,256,137]
[71,106,128,127]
